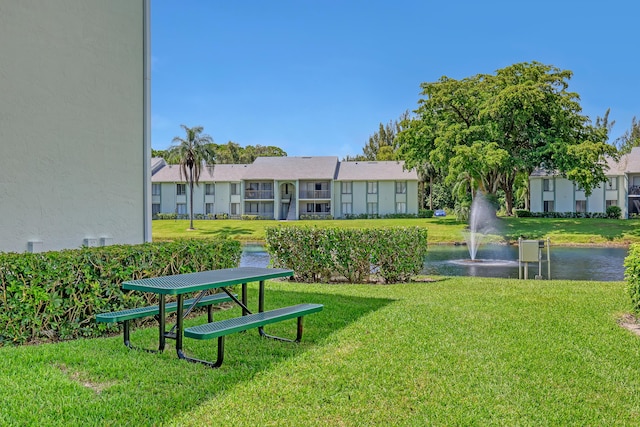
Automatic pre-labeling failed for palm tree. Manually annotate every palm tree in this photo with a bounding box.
[167,125,215,230]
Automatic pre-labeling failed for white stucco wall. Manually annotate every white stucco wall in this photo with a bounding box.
[0,1,147,252]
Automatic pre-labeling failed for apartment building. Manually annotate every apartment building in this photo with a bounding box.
[0,1,150,252]
[529,147,640,218]
[151,156,419,219]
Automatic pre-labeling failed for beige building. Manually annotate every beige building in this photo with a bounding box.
[151,157,419,219]
[529,147,640,218]
[0,1,151,252]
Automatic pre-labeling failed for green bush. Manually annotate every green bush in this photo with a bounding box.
[606,205,622,219]
[625,243,640,313]
[265,226,428,284]
[419,209,434,218]
[0,239,241,345]
[515,210,532,217]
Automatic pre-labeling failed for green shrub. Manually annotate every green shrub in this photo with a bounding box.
[625,243,640,314]
[0,239,241,345]
[515,210,532,217]
[606,205,622,219]
[265,226,428,284]
[419,209,434,218]
[299,214,334,220]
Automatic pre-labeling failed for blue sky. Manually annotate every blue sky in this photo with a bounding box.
[151,1,639,158]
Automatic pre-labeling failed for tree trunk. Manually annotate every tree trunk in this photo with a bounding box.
[188,166,195,229]
[429,176,433,210]
[504,187,514,216]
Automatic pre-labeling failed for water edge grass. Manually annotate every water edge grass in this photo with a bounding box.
[1,277,639,425]
[152,217,640,246]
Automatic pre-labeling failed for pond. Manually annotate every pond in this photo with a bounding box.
[240,243,629,282]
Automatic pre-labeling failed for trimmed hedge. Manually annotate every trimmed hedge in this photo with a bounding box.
[265,226,428,284]
[625,243,640,313]
[0,239,241,345]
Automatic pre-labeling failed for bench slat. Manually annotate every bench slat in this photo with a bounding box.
[96,293,234,323]
[184,303,323,340]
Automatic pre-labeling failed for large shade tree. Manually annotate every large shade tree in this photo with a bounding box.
[167,124,215,230]
[397,61,617,215]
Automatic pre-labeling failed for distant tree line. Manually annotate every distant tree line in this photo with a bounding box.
[152,141,286,165]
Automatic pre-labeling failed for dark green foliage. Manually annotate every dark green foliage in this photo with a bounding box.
[606,205,622,219]
[0,239,241,345]
[515,210,532,217]
[419,209,434,218]
[625,243,640,313]
[265,226,428,284]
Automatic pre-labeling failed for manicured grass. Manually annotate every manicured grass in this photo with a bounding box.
[152,217,640,246]
[2,278,639,425]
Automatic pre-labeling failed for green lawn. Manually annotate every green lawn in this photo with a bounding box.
[2,277,639,426]
[153,217,640,246]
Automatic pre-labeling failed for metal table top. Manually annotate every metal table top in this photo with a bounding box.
[122,267,293,295]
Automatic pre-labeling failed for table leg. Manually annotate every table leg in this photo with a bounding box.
[175,294,184,357]
[242,283,248,316]
[158,295,166,351]
[259,280,265,313]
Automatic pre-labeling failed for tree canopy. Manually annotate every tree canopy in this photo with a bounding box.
[207,142,286,164]
[397,61,617,215]
[616,116,640,154]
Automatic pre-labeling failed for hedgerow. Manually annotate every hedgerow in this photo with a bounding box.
[265,226,428,284]
[0,239,241,345]
[625,243,640,313]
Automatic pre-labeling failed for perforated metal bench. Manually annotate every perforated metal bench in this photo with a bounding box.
[184,303,324,367]
[96,292,235,350]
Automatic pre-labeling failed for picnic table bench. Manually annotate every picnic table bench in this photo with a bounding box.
[96,267,323,368]
[96,292,235,351]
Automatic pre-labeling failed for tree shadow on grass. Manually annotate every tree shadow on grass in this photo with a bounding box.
[199,226,254,238]
[501,217,640,243]
[0,290,394,425]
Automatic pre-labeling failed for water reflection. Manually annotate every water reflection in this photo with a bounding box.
[423,245,627,281]
[240,243,628,282]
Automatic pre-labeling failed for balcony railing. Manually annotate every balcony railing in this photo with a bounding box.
[299,190,331,199]
[244,190,274,199]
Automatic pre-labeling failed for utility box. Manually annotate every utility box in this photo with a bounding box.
[520,240,541,262]
[519,238,551,280]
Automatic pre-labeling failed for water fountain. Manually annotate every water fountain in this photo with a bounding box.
[450,193,517,268]
[463,193,499,260]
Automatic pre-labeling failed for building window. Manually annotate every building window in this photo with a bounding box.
[176,203,187,214]
[575,200,586,213]
[230,203,240,215]
[543,179,553,192]
[305,202,330,213]
[396,202,407,214]
[231,183,240,196]
[176,184,186,196]
[543,201,554,212]
[395,182,407,194]
[606,177,617,190]
[606,199,618,208]
[341,182,352,194]
[367,202,378,215]
[205,203,214,214]
[341,202,352,215]
[152,203,160,215]
[152,184,161,196]
[205,183,215,195]
[367,182,378,194]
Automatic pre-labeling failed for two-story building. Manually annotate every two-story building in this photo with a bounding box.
[529,147,640,218]
[151,156,419,219]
